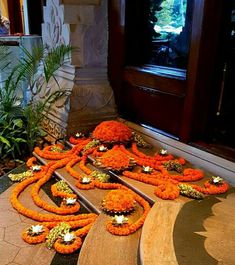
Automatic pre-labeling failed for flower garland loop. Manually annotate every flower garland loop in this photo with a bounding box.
[54,236,82,254]
[105,189,151,236]
[22,225,49,244]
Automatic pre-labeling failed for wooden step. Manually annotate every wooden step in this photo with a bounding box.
[78,213,141,265]
[139,201,183,265]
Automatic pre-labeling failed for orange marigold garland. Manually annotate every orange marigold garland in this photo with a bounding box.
[92,120,132,143]
[169,168,204,182]
[60,199,81,213]
[65,155,96,190]
[51,182,77,199]
[30,157,81,215]
[79,156,92,175]
[132,142,174,162]
[34,140,90,160]
[75,178,95,190]
[203,179,229,194]
[26,157,37,168]
[8,122,231,251]
[154,183,180,200]
[10,163,97,222]
[69,134,88,145]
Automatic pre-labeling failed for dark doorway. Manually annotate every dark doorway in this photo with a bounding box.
[213,2,235,148]
[192,1,235,161]
[8,0,23,34]
[26,0,44,35]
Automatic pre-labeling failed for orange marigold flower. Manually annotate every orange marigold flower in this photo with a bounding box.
[97,148,132,171]
[102,189,135,214]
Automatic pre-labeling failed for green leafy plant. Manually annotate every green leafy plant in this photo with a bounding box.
[0,44,72,160]
[0,118,26,159]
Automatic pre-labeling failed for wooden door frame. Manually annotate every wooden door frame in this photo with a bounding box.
[181,0,229,142]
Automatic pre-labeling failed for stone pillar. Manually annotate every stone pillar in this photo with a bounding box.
[41,0,117,138]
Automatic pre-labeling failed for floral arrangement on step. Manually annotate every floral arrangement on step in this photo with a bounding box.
[10,156,97,254]
[8,119,231,256]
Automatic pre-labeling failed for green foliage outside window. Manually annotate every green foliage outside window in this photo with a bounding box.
[153,0,187,39]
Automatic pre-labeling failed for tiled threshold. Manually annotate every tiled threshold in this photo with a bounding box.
[121,120,235,185]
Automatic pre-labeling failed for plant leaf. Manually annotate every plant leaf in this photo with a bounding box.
[0,135,11,147]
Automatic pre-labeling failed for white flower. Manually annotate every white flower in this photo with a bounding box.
[212,176,223,184]
[65,198,76,205]
[99,145,107,152]
[159,149,168,155]
[75,132,83,138]
[63,233,76,242]
[113,215,128,225]
[81,177,91,184]
[32,165,41,172]
[31,225,44,234]
[143,166,153,173]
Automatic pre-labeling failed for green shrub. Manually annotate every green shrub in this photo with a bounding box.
[0,44,72,160]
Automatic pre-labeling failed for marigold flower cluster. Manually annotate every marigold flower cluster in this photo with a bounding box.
[101,189,136,214]
[97,147,133,171]
[92,120,132,143]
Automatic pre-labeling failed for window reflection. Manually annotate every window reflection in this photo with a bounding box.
[148,0,192,69]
